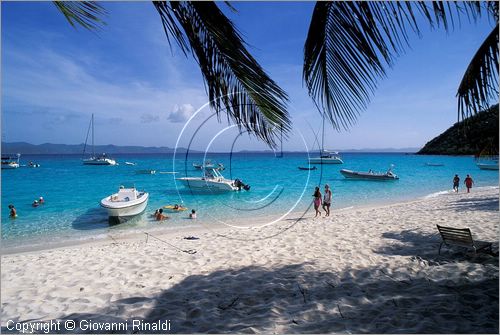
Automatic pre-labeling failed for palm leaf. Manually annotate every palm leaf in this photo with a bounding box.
[457,24,499,120]
[153,1,290,147]
[304,1,497,129]
[54,1,106,30]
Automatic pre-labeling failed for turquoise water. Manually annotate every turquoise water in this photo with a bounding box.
[1,152,498,250]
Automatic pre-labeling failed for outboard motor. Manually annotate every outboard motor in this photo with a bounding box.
[234,178,250,191]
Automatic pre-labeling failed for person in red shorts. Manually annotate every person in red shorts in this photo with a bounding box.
[464,174,474,193]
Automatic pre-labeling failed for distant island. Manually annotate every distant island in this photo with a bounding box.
[418,104,499,155]
[0,142,199,155]
[1,142,420,155]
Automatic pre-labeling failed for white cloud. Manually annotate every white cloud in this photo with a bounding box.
[168,104,196,123]
[140,113,160,123]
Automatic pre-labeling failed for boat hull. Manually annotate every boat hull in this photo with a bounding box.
[176,178,238,192]
[340,169,399,180]
[1,163,19,169]
[477,163,499,170]
[100,193,149,218]
[308,157,343,164]
[84,158,117,165]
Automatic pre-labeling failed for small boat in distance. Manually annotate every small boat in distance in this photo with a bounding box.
[340,165,399,180]
[136,169,156,174]
[425,163,444,167]
[177,167,250,192]
[298,166,317,171]
[1,154,20,169]
[477,161,499,170]
[100,185,149,222]
[193,161,225,170]
[125,162,136,166]
[309,150,344,164]
[82,114,117,166]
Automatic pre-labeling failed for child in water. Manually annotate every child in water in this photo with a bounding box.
[189,209,197,219]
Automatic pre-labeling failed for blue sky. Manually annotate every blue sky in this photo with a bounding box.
[1,1,496,152]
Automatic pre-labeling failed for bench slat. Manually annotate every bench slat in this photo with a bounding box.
[436,224,492,254]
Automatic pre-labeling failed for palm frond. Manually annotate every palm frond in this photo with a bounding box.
[457,24,499,120]
[304,1,496,129]
[53,1,106,30]
[153,1,290,147]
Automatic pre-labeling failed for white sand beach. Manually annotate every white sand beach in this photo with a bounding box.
[1,187,498,333]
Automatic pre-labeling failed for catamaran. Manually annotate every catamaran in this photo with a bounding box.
[82,114,117,166]
[177,167,250,192]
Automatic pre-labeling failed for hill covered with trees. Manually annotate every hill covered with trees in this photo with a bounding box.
[418,105,499,155]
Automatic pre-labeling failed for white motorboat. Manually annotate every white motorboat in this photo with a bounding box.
[125,161,136,166]
[177,168,250,192]
[340,166,399,180]
[1,154,20,169]
[100,185,149,220]
[82,114,117,166]
[308,150,344,164]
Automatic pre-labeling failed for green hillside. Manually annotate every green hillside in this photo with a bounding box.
[418,105,499,155]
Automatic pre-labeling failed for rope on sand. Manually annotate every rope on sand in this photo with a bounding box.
[144,232,197,254]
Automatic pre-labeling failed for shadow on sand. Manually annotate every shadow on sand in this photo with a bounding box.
[445,195,499,213]
[6,260,498,334]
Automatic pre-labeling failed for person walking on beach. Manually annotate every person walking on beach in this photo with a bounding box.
[313,186,322,217]
[453,174,460,193]
[464,174,474,193]
[322,184,332,217]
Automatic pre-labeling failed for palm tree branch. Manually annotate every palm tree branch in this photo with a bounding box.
[304,1,495,128]
[457,24,499,120]
[153,1,290,147]
[53,1,106,30]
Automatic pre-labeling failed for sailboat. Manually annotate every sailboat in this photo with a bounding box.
[308,113,343,164]
[82,114,117,166]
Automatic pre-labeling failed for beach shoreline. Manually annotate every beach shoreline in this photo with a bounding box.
[2,185,498,256]
[1,186,498,333]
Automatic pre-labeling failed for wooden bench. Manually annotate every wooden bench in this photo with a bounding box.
[436,225,492,255]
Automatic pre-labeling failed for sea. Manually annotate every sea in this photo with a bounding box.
[1,152,498,251]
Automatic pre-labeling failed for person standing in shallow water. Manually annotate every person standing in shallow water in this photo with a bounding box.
[453,174,460,193]
[464,174,474,193]
[313,186,322,217]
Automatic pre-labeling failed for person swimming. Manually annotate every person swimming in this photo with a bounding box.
[32,200,39,207]
[39,196,44,204]
[155,208,169,221]
[189,209,197,219]
[8,204,17,218]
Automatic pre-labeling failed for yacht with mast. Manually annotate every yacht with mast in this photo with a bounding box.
[82,114,117,166]
[308,113,343,164]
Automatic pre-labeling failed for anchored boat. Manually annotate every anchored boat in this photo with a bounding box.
[100,185,149,221]
[82,114,117,166]
[177,167,249,192]
[1,154,20,169]
[340,165,399,180]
